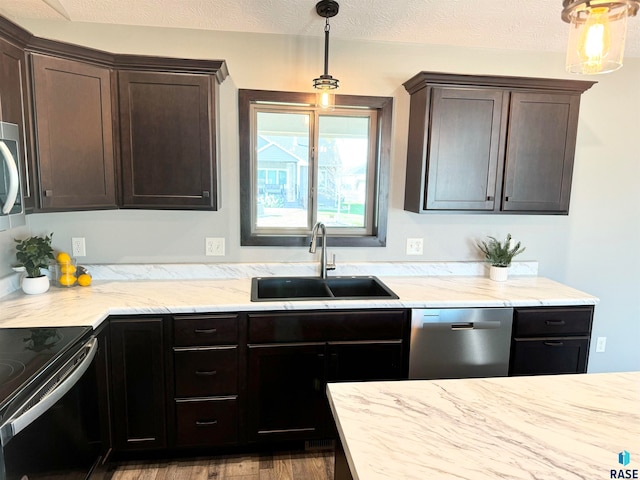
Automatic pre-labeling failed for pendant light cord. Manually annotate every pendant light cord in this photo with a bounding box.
[323,17,331,76]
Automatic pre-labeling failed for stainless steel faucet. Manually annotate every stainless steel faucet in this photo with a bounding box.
[309,222,336,279]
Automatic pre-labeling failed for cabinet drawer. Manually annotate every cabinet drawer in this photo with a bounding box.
[513,307,593,337]
[175,397,238,447]
[248,310,407,343]
[174,347,238,397]
[510,337,589,375]
[173,315,238,346]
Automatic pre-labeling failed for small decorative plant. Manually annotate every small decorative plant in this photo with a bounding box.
[477,233,525,268]
[14,233,55,278]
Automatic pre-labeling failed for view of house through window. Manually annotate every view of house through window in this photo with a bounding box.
[255,108,374,234]
[239,90,391,247]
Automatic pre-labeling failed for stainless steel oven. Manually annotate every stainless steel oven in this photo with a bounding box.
[0,327,104,480]
[0,121,25,232]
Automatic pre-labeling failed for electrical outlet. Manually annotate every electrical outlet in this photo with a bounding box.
[71,237,86,257]
[406,238,424,255]
[595,336,606,353]
[205,237,225,256]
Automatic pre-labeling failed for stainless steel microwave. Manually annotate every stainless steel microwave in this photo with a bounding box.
[0,122,25,232]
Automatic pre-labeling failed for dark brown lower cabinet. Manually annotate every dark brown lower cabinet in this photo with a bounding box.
[328,341,404,382]
[170,314,242,448]
[248,343,327,442]
[93,321,113,471]
[509,306,593,376]
[247,341,405,443]
[510,338,590,375]
[175,397,238,447]
[109,318,167,451]
[246,310,409,444]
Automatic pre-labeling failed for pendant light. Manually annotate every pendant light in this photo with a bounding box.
[313,0,340,110]
[562,0,639,74]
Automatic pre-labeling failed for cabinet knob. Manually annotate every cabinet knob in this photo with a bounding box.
[487,196,494,201]
[202,191,210,198]
[195,370,217,377]
[44,189,53,197]
[505,196,510,202]
[543,341,564,347]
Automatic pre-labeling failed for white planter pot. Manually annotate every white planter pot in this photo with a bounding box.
[21,275,50,295]
[489,265,509,282]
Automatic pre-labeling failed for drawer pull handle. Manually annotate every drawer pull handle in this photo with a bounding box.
[544,341,564,347]
[194,328,217,335]
[545,320,566,326]
[195,370,217,376]
[195,420,218,427]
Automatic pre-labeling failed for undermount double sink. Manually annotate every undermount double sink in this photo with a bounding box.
[251,276,398,302]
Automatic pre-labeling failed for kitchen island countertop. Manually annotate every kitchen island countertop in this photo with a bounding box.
[0,275,598,329]
[327,372,640,480]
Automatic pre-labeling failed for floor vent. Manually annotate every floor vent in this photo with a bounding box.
[304,439,335,451]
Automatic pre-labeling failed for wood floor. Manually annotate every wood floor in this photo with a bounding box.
[110,450,335,480]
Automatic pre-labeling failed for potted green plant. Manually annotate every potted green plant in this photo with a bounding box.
[476,233,525,282]
[14,233,55,294]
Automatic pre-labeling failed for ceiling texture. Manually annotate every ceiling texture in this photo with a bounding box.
[1,0,638,58]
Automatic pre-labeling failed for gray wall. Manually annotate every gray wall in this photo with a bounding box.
[2,20,638,373]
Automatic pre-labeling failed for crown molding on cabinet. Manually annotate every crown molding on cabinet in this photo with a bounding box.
[0,15,229,82]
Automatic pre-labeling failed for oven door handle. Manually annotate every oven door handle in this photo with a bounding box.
[0,337,98,445]
[0,141,20,215]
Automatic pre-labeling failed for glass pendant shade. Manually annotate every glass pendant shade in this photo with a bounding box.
[313,74,339,110]
[316,90,336,110]
[563,0,638,74]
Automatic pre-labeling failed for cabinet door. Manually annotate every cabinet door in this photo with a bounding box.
[503,92,580,213]
[110,318,167,451]
[247,343,326,443]
[424,87,506,211]
[118,71,218,210]
[509,337,589,375]
[328,341,405,382]
[0,37,35,212]
[94,323,113,465]
[31,54,116,210]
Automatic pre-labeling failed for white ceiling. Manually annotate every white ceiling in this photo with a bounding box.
[1,0,639,58]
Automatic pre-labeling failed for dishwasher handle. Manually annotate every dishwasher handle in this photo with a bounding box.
[442,320,502,331]
[450,323,474,330]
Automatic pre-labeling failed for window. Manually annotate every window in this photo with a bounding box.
[239,90,392,247]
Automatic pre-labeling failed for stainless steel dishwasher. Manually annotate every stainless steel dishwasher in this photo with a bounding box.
[409,308,513,380]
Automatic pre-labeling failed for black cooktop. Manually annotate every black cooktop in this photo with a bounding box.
[0,326,92,415]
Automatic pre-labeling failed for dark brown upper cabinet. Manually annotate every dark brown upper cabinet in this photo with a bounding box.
[0,20,35,211]
[31,53,116,211]
[118,70,221,210]
[403,72,596,215]
[0,14,228,213]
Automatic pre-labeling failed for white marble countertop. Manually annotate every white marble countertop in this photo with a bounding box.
[327,372,640,480]
[0,275,598,329]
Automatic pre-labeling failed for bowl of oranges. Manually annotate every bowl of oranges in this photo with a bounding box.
[55,252,92,287]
